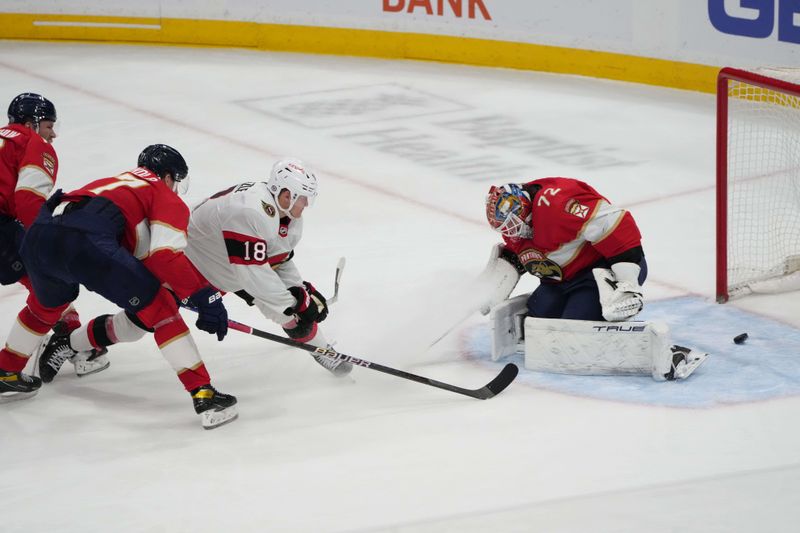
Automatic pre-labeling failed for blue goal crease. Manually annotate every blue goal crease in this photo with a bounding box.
[462,296,800,408]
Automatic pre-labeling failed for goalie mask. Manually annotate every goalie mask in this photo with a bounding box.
[267,158,318,216]
[486,184,533,239]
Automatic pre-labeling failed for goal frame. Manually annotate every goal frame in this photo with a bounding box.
[716,67,800,303]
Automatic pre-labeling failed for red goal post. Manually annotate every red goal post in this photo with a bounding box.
[716,67,800,303]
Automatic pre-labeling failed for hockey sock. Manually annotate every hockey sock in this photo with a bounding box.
[177,362,211,392]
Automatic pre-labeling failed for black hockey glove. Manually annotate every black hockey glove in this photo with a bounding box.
[283,318,317,341]
[303,281,328,322]
[187,286,228,341]
[284,285,320,324]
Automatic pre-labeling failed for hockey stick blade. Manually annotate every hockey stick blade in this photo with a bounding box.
[327,256,346,305]
[474,362,519,399]
[184,306,519,400]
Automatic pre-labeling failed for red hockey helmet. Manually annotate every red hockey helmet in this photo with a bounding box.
[485,183,533,239]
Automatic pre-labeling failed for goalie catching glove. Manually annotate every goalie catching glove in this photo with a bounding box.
[593,262,643,322]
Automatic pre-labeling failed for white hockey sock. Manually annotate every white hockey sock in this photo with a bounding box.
[70,312,148,352]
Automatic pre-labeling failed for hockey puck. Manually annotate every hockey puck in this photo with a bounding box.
[733,333,749,345]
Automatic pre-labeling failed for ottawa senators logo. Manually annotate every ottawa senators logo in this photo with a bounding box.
[518,247,563,280]
[261,201,275,217]
[42,153,56,176]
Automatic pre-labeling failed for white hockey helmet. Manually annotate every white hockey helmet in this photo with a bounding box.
[267,158,318,213]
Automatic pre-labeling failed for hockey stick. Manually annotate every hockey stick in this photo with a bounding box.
[428,309,476,348]
[327,257,346,305]
[228,318,518,399]
[185,304,518,400]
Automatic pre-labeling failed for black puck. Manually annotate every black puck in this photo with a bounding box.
[733,333,748,345]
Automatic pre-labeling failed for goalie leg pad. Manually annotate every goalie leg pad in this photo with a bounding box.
[489,294,529,361]
[524,317,674,379]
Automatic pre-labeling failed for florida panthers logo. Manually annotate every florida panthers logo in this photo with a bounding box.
[518,248,563,280]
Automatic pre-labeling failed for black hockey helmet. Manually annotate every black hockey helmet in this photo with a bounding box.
[7,93,57,125]
[137,144,188,182]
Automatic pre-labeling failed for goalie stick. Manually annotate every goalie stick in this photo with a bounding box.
[183,307,518,399]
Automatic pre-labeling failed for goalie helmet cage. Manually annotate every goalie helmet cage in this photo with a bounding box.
[716,67,800,303]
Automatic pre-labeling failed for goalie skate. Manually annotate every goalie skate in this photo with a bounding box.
[666,345,708,381]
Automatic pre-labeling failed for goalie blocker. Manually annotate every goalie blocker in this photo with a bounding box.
[490,297,708,381]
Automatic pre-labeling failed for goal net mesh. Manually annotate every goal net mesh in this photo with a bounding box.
[723,68,800,299]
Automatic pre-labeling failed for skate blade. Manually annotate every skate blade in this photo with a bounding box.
[75,360,110,378]
[674,352,709,380]
[0,389,39,404]
[201,406,239,430]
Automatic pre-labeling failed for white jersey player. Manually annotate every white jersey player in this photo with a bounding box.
[186,158,352,376]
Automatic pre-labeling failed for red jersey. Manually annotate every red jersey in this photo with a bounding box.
[503,177,642,282]
[62,167,206,299]
[0,123,58,227]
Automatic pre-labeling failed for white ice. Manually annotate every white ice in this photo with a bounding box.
[1,41,799,533]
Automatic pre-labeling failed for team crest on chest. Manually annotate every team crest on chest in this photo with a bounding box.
[261,201,275,217]
[42,153,56,176]
[565,199,589,219]
[519,248,563,280]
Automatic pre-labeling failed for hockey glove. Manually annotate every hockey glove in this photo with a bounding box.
[282,317,318,342]
[187,287,228,341]
[284,285,320,324]
[593,262,644,322]
[303,281,328,322]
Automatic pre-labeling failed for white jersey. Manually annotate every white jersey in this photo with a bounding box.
[186,181,304,324]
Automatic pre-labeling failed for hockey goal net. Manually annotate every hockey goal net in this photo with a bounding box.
[716,67,800,302]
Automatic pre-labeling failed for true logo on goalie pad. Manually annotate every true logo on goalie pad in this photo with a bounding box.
[592,325,646,332]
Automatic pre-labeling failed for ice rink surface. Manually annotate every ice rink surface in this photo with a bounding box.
[2,41,800,532]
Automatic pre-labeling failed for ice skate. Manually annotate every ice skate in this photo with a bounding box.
[191,384,238,430]
[311,352,353,377]
[664,345,708,381]
[0,370,42,403]
[38,332,77,383]
[71,347,110,378]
